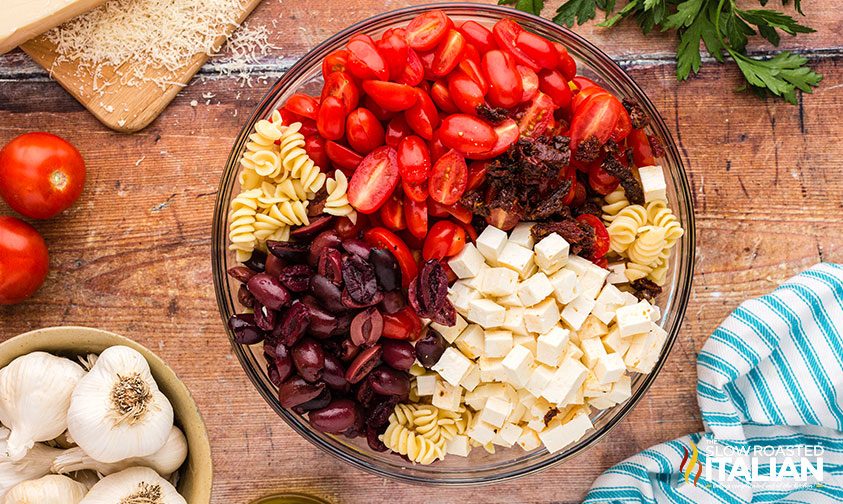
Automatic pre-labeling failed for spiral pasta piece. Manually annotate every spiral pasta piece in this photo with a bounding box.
[380,423,445,465]
[602,187,630,224]
[228,189,261,262]
[626,225,667,266]
[624,260,653,282]
[646,200,684,247]
[607,204,647,254]
[324,171,358,223]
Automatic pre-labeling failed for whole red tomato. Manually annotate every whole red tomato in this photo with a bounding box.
[0,216,49,305]
[0,132,86,219]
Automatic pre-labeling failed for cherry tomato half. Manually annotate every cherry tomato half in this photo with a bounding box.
[576,214,610,259]
[430,80,459,114]
[482,50,523,109]
[402,180,429,202]
[405,10,453,51]
[321,71,360,114]
[404,89,440,140]
[396,48,425,86]
[304,135,331,171]
[539,69,573,110]
[438,114,497,155]
[284,93,320,120]
[379,192,406,231]
[397,135,431,184]
[322,50,350,80]
[423,220,466,260]
[448,71,486,115]
[429,149,468,205]
[467,118,519,160]
[347,146,400,213]
[0,216,49,304]
[385,116,414,148]
[569,93,621,155]
[431,29,466,77]
[325,141,363,175]
[517,65,539,103]
[404,195,428,240]
[458,21,496,53]
[377,28,409,80]
[517,92,555,138]
[588,163,620,195]
[317,96,346,141]
[363,227,419,288]
[382,306,423,341]
[629,129,656,167]
[347,34,389,81]
[362,80,418,112]
[346,108,385,154]
[554,43,577,80]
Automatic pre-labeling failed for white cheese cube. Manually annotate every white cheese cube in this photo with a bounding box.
[507,400,526,424]
[468,298,506,328]
[563,341,584,362]
[580,337,608,368]
[517,428,542,451]
[560,295,596,331]
[549,268,578,305]
[509,222,536,249]
[497,242,535,278]
[415,374,437,396]
[455,324,485,359]
[595,353,626,384]
[622,291,640,306]
[502,345,534,386]
[450,283,481,317]
[529,397,553,418]
[517,272,555,307]
[534,233,570,273]
[539,413,593,453]
[495,423,523,447]
[542,358,588,405]
[513,333,537,357]
[583,372,611,397]
[479,267,519,297]
[625,323,668,373]
[568,386,585,405]
[577,267,609,300]
[460,362,481,392]
[431,313,467,344]
[498,292,523,307]
[432,379,463,412]
[479,396,512,428]
[650,305,662,323]
[607,373,632,404]
[639,165,667,203]
[465,382,511,410]
[432,347,474,386]
[536,325,570,367]
[446,435,471,457]
[564,255,594,277]
[602,325,630,355]
[592,284,627,325]
[524,261,539,279]
[476,226,508,263]
[467,420,497,445]
[526,364,556,398]
[527,417,546,432]
[478,357,505,383]
[463,272,485,291]
[524,298,560,335]
[448,243,486,279]
[606,262,628,284]
[502,307,528,335]
[578,315,609,339]
[616,301,654,337]
[484,330,513,358]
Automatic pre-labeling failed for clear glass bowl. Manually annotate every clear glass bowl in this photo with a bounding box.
[212,3,695,485]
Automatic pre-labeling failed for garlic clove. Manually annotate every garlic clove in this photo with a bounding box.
[0,436,63,500]
[4,474,88,504]
[79,467,186,504]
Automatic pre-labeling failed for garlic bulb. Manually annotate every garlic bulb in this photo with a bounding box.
[4,474,88,504]
[79,467,185,504]
[0,428,64,499]
[0,352,86,460]
[67,346,174,464]
[53,425,187,477]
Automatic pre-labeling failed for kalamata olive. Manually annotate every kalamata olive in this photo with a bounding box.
[340,339,360,362]
[355,377,376,407]
[243,250,267,272]
[369,366,411,396]
[345,345,382,384]
[368,248,401,292]
[237,284,255,308]
[301,299,338,339]
[268,362,283,388]
[291,338,325,383]
[379,290,405,314]
[274,301,310,347]
[415,328,447,368]
[322,354,348,390]
[265,253,285,278]
[247,273,291,310]
[365,396,399,428]
[253,303,277,331]
[341,288,384,309]
[308,399,360,434]
[266,240,307,261]
[310,274,346,313]
[334,313,353,335]
[367,425,388,451]
[291,215,335,238]
[278,264,313,292]
[342,239,372,258]
[228,314,264,344]
[317,248,343,285]
[344,405,366,438]
[342,255,378,304]
[309,231,342,265]
[350,307,383,347]
[274,344,293,382]
[278,376,324,408]
[294,387,332,413]
[227,266,256,283]
[381,339,415,371]
[263,341,277,359]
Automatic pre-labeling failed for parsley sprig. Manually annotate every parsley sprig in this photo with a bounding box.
[498,0,822,103]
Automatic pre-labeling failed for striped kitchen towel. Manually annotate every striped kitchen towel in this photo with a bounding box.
[585,263,843,503]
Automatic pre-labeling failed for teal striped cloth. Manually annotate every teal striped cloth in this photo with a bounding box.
[585,263,843,503]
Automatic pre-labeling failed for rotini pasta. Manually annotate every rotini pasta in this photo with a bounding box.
[646,200,684,247]
[228,189,261,263]
[380,423,445,465]
[626,225,667,266]
[607,204,648,254]
[601,187,630,224]
[324,170,357,222]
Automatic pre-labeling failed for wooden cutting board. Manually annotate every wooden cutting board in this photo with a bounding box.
[20,0,263,133]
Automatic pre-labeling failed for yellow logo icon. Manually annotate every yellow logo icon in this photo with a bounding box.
[679,441,703,486]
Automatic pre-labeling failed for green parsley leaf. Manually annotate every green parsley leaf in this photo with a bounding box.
[732,51,823,104]
[553,0,599,28]
[737,9,815,46]
[498,0,545,17]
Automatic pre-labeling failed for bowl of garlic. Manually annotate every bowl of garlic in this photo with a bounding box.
[0,326,212,503]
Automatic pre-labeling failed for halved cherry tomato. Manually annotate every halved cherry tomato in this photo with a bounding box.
[347,34,389,81]
[539,69,573,109]
[611,102,633,142]
[404,196,428,239]
[569,94,621,154]
[429,149,467,205]
[377,28,409,80]
[482,50,523,109]
[275,108,303,126]
[335,214,365,239]
[517,65,539,103]
[573,76,599,92]
[317,96,346,140]
[572,86,609,111]
[457,59,489,93]
[629,128,656,167]
[554,43,577,80]
[402,180,428,202]
[417,49,437,81]
[284,93,319,120]
[347,146,400,213]
[458,20,496,53]
[576,214,610,259]
[304,135,331,170]
[321,72,360,114]
[516,31,558,70]
[423,220,466,260]
[404,89,440,140]
[439,114,497,155]
[446,225,467,256]
[346,108,385,154]
[492,19,539,71]
[445,203,472,224]
[322,50,350,80]
[382,306,423,340]
[428,200,449,218]
[385,116,413,148]
[517,92,555,138]
[429,129,449,162]
[467,118,519,160]
[405,10,452,51]
[466,160,488,191]
[395,48,425,86]
[430,80,458,114]
[448,72,485,115]
[397,135,431,184]
[379,192,406,231]
[362,81,418,112]
[588,163,620,195]
[363,227,419,288]
[460,221,478,242]
[299,119,318,138]
[325,141,363,175]
[431,29,465,77]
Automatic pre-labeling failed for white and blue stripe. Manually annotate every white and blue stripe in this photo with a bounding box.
[585,263,843,503]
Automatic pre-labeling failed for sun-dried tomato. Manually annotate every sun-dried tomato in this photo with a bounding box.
[622,98,649,130]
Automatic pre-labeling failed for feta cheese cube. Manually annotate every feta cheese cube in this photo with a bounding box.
[480,267,519,297]
[607,373,632,404]
[513,333,537,357]
[536,325,570,366]
[616,301,654,337]
[517,272,555,307]
[622,291,640,306]
[517,428,542,451]
[502,307,528,335]
[525,298,561,335]
[476,226,508,263]
[446,435,471,457]
[448,243,486,279]
[542,358,588,405]
[432,379,463,412]
[508,222,536,249]
[650,305,662,323]
[455,324,485,359]
[560,295,596,331]
[415,374,437,396]
[526,364,556,397]
[498,292,523,307]
[527,417,546,432]
[578,315,609,339]
[465,382,512,410]
[467,420,497,445]
[497,242,535,278]
[580,337,608,368]
[577,267,610,300]
[502,345,534,386]
[564,341,584,361]
[583,372,611,397]
[639,165,667,203]
[607,262,628,284]
[539,413,593,453]
[507,400,526,424]
[460,362,481,392]
[595,353,626,384]
[534,233,570,273]
[431,313,468,344]
[468,299,506,328]
[432,347,474,386]
[625,323,668,373]
[450,283,481,317]
[564,255,594,277]
[484,330,513,358]
[478,357,505,383]
[479,396,512,427]
[549,268,578,305]
[495,423,523,447]
[592,284,627,325]
[602,325,630,355]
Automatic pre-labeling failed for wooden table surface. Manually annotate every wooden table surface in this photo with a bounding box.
[1,1,841,502]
